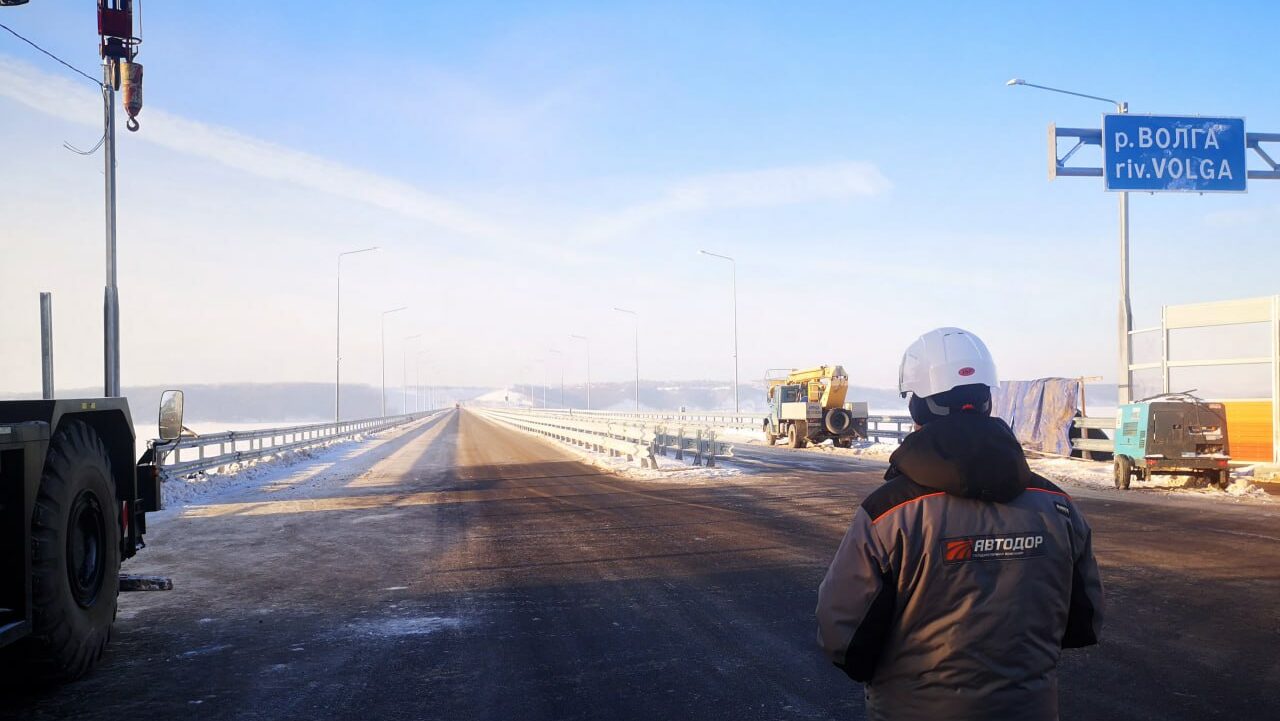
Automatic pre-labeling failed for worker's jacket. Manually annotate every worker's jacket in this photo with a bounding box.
[816,414,1104,721]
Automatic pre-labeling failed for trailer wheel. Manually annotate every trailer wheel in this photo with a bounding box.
[1113,456,1133,490]
[23,421,121,681]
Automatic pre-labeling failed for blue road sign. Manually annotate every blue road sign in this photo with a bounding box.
[1103,114,1247,193]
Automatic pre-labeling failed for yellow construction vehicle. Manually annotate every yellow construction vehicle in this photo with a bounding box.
[763,365,869,448]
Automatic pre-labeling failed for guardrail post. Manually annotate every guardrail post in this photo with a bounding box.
[693,429,704,466]
[706,430,717,468]
[675,428,684,461]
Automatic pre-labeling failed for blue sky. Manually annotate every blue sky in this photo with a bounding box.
[3,1,1280,399]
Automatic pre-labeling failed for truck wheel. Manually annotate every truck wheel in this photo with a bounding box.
[787,423,808,449]
[763,428,776,446]
[23,421,121,681]
[1113,456,1133,490]
[1215,469,1232,490]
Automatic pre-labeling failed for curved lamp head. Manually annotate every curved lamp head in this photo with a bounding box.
[1006,78,1025,87]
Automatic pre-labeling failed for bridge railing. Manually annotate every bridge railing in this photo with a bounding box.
[476,408,732,468]
[152,410,442,478]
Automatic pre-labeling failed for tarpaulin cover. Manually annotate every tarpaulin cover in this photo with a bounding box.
[993,378,1082,455]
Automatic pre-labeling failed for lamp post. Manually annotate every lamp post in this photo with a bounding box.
[403,333,422,415]
[699,250,739,413]
[335,246,379,421]
[613,307,640,411]
[549,349,565,407]
[570,334,591,410]
[380,306,407,416]
[1007,78,1132,404]
[417,351,431,411]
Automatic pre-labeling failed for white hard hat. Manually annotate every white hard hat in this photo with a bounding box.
[898,327,999,398]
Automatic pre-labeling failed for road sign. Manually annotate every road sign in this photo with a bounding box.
[1103,114,1247,193]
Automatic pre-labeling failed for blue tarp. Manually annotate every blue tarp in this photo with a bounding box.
[993,378,1082,455]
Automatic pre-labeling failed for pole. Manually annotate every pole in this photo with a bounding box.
[634,321,640,411]
[336,256,341,421]
[40,292,54,400]
[1117,99,1132,404]
[335,247,378,422]
[102,70,120,397]
[1008,81,1131,406]
[731,260,739,414]
[381,315,386,417]
[699,251,739,413]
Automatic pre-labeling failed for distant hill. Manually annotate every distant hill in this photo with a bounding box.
[6,383,488,424]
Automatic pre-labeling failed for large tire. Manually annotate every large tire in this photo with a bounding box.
[1216,469,1232,490]
[19,421,121,681]
[788,422,808,449]
[1113,456,1133,490]
[763,422,777,446]
[823,409,852,435]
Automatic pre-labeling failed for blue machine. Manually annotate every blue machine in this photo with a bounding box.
[1112,394,1231,490]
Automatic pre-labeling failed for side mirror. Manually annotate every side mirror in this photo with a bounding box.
[158,390,185,441]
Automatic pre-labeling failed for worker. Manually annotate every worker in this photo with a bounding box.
[816,327,1104,721]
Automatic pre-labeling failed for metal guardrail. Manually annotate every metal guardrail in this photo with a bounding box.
[477,408,732,468]
[1071,416,1116,455]
[542,408,763,431]
[530,408,921,442]
[153,411,440,478]
[508,409,1117,457]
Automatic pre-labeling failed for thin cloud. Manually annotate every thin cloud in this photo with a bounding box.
[0,55,506,241]
[582,161,891,242]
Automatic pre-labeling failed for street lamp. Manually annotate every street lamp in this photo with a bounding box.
[570,334,591,410]
[614,307,640,411]
[380,306,407,416]
[403,333,422,415]
[699,249,740,413]
[1008,78,1133,403]
[549,349,565,407]
[335,246,380,421]
[417,351,431,411]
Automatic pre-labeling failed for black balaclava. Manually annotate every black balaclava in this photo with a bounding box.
[908,383,993,426]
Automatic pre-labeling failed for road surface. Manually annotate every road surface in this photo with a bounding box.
[3,409,1278,719]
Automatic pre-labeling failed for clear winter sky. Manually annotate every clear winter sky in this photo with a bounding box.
[3,1,1280,395]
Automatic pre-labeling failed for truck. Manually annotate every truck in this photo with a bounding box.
[1112,393,1232,490]
[762,365,869,448]
[0,391,182,680]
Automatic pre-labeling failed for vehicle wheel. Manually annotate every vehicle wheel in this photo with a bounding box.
[763,428,776,446]
[1114,456,1133,490]
[19,421,120,681]
[787,422,808,449]
[834,438,853,449]
[1215,469,1232,490]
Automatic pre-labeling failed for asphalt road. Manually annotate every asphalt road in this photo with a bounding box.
[3,409,1278,720]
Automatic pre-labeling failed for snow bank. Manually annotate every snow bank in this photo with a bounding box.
[1028,457,1274,502]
